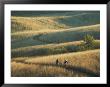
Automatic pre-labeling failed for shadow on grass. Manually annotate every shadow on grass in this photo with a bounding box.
[36,63,100,77]
[14,61,100,77]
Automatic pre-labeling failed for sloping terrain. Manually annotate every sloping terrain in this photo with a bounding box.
[11,11,100,77]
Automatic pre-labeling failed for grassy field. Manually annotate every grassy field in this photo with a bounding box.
[11,40,100,58]
[37,24,100,43]
[12,49,100,77]
[11,11,100,77]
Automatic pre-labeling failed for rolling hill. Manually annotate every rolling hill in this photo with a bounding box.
[11,11,100,77]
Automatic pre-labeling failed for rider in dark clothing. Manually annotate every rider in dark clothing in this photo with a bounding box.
[56,59,59,65]
[64,60,68,65]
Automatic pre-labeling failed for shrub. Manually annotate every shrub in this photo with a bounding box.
[77,34,99,51]
[84,34,94,45]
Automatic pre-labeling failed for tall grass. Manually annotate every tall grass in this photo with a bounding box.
[11,16,68,33]
[11,11,100,77]
[11,40,100,58]
[38,24,100,43]
[12,49,100,77]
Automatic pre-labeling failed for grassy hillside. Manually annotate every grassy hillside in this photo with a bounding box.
[11,11,100,77]
[11,24,100,49]
[11,16,68,33]
[37,24,100,43]
[11,11,100,33]
[11,40,99,58]
[12,49,100,77]
[56,13,100,27]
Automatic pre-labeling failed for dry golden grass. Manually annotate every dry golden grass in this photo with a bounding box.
[11,12,100,77]
[12,40,99,51]
[11,61,88,77]
[12,49,100,77]
[11,16,68,33]
[12,40,82,51]
[11,29,63,42]
[11,21,100,49]
[11,40,99,58]
[38,24,100,43]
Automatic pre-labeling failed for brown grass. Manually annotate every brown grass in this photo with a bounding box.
[12,49,100,77]
[11,62,87,77]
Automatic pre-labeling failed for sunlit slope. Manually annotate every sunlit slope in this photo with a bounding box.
[11,24,100,49]
[11,11,100,33]
[37,24,100,43]
[11,40,100,58]
[12,49,100,77]
[11,16,67,33]
[11,11,100,77]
